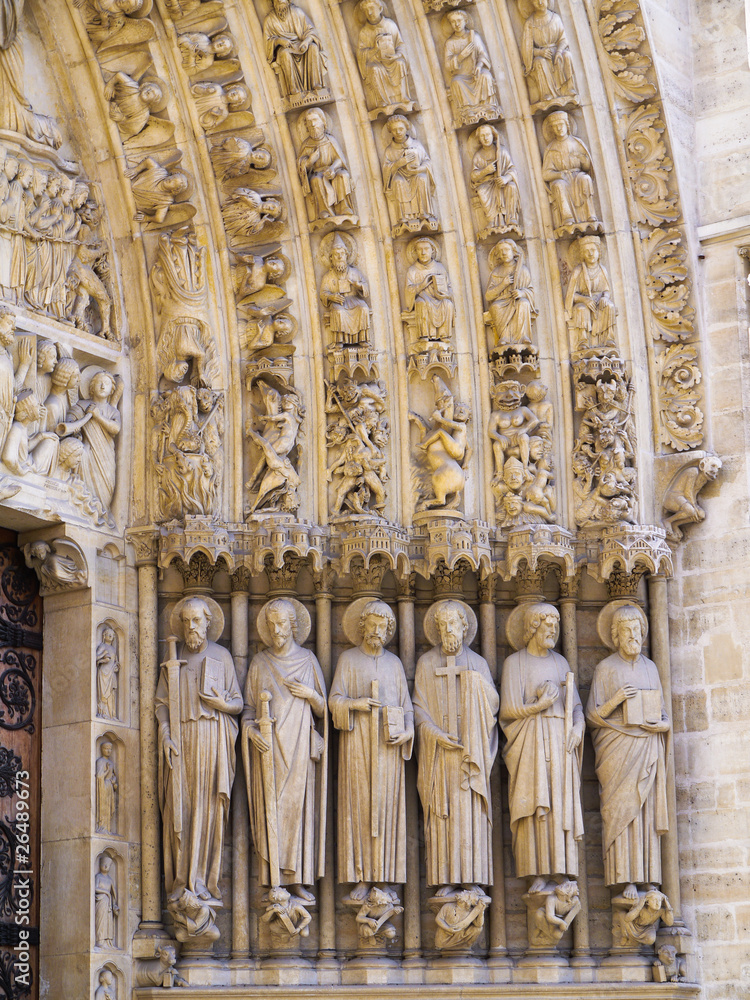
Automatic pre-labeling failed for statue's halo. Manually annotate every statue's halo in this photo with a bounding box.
[597,600,648,651]
[341,596,397,648]
[423,598,477,648]
[170,595,225,642]
[256,597,312,648]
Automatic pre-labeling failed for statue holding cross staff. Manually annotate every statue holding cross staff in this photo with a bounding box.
[413,599,499,892]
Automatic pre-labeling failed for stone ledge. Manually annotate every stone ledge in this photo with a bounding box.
[134,984,700,999]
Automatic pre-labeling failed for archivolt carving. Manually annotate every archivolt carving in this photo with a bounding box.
[655,343,703,452]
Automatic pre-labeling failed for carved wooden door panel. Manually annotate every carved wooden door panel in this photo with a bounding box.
[0,535,41,1000]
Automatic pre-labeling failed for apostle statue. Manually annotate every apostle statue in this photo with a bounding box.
[404,237,455,351]
[242,598,327,902]
[500,602,584,892]
[519,0,577,112]
[329,598,413,899]
[443,10,500,126]
[263,0,329,105]
[484,239,536,347]
[413,599,498,890]
[381,115,437,236]
[564,235,617,355]
[586,602,670,898]
[356,0,413,119]
[155,597,242,934]
[319,232,371,346]
[541,110,599,236]
[296,108,356,226]
[470,126,521,239]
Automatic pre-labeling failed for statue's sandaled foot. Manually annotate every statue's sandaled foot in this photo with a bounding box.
[623,882,638,900]
[528,877,548,894]
[348,881,369,902]
[435,884,458,897]
[291,883,316,902]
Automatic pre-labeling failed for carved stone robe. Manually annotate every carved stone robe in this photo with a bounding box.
[586,651,669,886]
[405,258,454,344]
[470,143,520,231]
[382,137,435,224]
[264,5,326,97]
[330,646,413,884]
[500,648,584,879]
[320,264,369,343]
[485,259,535,345]
[521,9,575,107]
[413,644,498,886]
[243,643,327,886]
[357,16,410,111]
[564,260,617,351]
[542,135,596,229]
[444,29,496,113]
[155,639,242,901]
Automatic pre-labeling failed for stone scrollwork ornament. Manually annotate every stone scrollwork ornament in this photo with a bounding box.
[242,598,327,915]
[443,10,501,127]
[296,108,356,228]
[656,343,704,452]
[263,0,330,109]
[501,603,584,899]
[155,596,243,942]
[356,0,414,120]
[542,111,601,238]
[409,376,470,512]
[518,0,578,113]
[244,381,304,515]
[469,127,521,241]
[381,116,438,237]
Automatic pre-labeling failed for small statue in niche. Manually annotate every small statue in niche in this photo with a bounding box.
[443,10,501,126]
[94,854,119,948]
[611,888,674,950]
[565,235,617,355]
[413,599,498,890]
[519,0,577,112]
[319,232,371,347]
[662,455,722,541]
[347,886,403,946]
[653,943,687,983]
[135,944,188,989]
[541,110,599,237]
[177,31,234,75]
[211,135,273,181]
[409,376,471,511]
[381,116,437,237]
[103,72,171,150]
[261,886,312,939]
[470,127,521,240]
[58,368,123,509]
[96,626,120,720]
[325,376,390,517]
[94,968,117,1000]
[296,108,356,227]
[432,887,491,951]
[487,378,539,476]
[124,157,190,226]
[190,81,250,133]
[524,880,581,949]
[96,741,118,834]
[245,383,304,514]
[0,308,32,454]
[356,0,413,119]
[263,0,329,107]
[404,237,455,353]
[222,187,282,244]
[24,539,86,592]
[586,603,670,900]
[484,239,536,348]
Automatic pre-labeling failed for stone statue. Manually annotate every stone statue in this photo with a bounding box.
[296,108,356,226]
[261,886,313,939]
[412,599,498,889]
[432,887,491,951]
[134,944,188,988]
[154,597,242,932]
[192,81,248,133]
[222,187,282,243]
[541,110,599,236]
[404,237,455,352]
[0,0,62,148]
[470,127,521,239]
[351,886,402,945]
[103,72,170,150]
[653,943,687,982]
[171,889,220,943]
[487,379,539,476]
[586,603,670,897]
[95,742,118,833]
[500,602,584,891]
[58,368,123,508]
[409,376,471,511]
[524,879,581,949]
[611,887,674,949]
[125,157,190,225]
[443,11,500,126]
[94,854,119,948]
[242,598,327,901]
[245,383,304,513]
[0,308,32,453]
[662,455,722,541]
[94,968,117,1000]
[330,598,413,897]
[263,0,329,106]
[381,116,437,236]
[24,539,86,592]
[66,199,113,340]
[2,388,55,475]
[519,0,577,112]
[565,235,617,355]
[96,626,120,719]
[356,0,413,119]
[211,135,272,182]
[178,31,234,75]
[484,240,536,347]
[319,232,370,346]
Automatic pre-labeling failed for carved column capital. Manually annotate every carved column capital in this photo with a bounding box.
[175,551,219,594]
[264,553,304,596]
[432,557,471,599]
[313,563,336,598]
[396,571,417,602]
[230,565,253,594]
[606,562,648,600]
[513,558,548,602]
[127,528,159,567]
[556,565,582,601]
[478,571,497,605]
[350,555,389,596]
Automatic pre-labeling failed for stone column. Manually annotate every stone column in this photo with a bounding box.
[230,568,252,962]
[132,530,162,933]
[397,573,422,973]
[558,572,595,973]
[648,573,682,922]
[314,565,337,975]
[479,571,497,681]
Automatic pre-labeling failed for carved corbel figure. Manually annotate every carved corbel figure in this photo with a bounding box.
[523,879,581,950]
[611,888,674,950]
[653,943,687,983]
[23,538,88,594]
[261,887,312,940]
[662,455,721,541]
[134,944,188,988]
[344,886,403,947]
[430,887,491,951]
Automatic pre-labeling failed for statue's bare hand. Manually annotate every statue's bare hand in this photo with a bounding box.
[641,719,669,733]
[566,728,582,753]
[435,730,463,751]
[247,727,270,753]
[388,729,413,746]
[163,736,179,769]
[286,680,315,701]
[617,684,638,705]
[352,697,381,712]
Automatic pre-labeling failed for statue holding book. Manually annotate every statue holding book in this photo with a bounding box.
[586,602,670,898]
[155,596,243,937]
